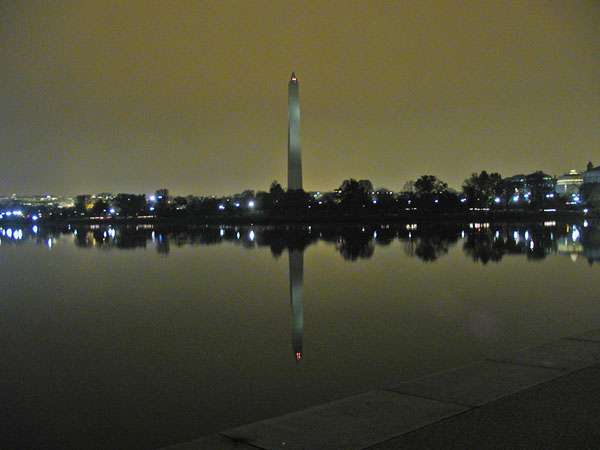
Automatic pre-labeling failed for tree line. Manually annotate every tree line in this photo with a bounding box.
[59,170,597,220]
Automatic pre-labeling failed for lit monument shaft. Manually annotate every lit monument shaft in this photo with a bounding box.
[289,249,303,360]
[288,72,302,190]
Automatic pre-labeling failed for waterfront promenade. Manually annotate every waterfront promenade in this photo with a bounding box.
[163,329,600,450]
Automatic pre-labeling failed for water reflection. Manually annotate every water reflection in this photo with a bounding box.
[2,221,600,264]
[462,223,557,263]
[289,249,303,361]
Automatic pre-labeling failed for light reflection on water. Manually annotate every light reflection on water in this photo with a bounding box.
[0,220,598,264]
[1,220,599,449]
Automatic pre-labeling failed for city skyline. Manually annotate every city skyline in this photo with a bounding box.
[1,1,599,196]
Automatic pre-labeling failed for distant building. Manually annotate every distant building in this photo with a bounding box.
[504,171,554,202]
[556,170,583,195]
[583,162,600,184]
[94,192,115,201]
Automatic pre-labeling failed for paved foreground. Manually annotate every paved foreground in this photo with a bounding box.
[162,329,600,450]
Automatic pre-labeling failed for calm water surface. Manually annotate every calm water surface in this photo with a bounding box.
[1,220,599,449]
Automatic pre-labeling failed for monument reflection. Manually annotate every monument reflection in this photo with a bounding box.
[289,249,303,361]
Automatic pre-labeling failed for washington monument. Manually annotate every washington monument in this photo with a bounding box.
[287,72,302,190]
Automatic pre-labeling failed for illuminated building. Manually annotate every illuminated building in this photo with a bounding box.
[287,72,302,190]
[556,170,583,195]
[289,249,303,361]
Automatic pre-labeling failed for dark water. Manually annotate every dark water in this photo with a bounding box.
[1,220,599,449]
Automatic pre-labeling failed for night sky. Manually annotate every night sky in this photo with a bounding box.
[1,1,599,196]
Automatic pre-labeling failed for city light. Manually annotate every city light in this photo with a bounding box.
[248,201,255,208]
[572,226,580,242]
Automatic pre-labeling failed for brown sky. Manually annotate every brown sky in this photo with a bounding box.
[1,0,599,196]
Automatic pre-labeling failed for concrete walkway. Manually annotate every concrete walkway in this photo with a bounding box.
[162,329,600,450]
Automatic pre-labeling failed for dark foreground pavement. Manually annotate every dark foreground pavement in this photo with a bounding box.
[162,329,600,450]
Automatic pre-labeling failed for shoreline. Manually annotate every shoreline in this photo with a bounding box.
[0,209,592,227]
[161,327,600,450]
